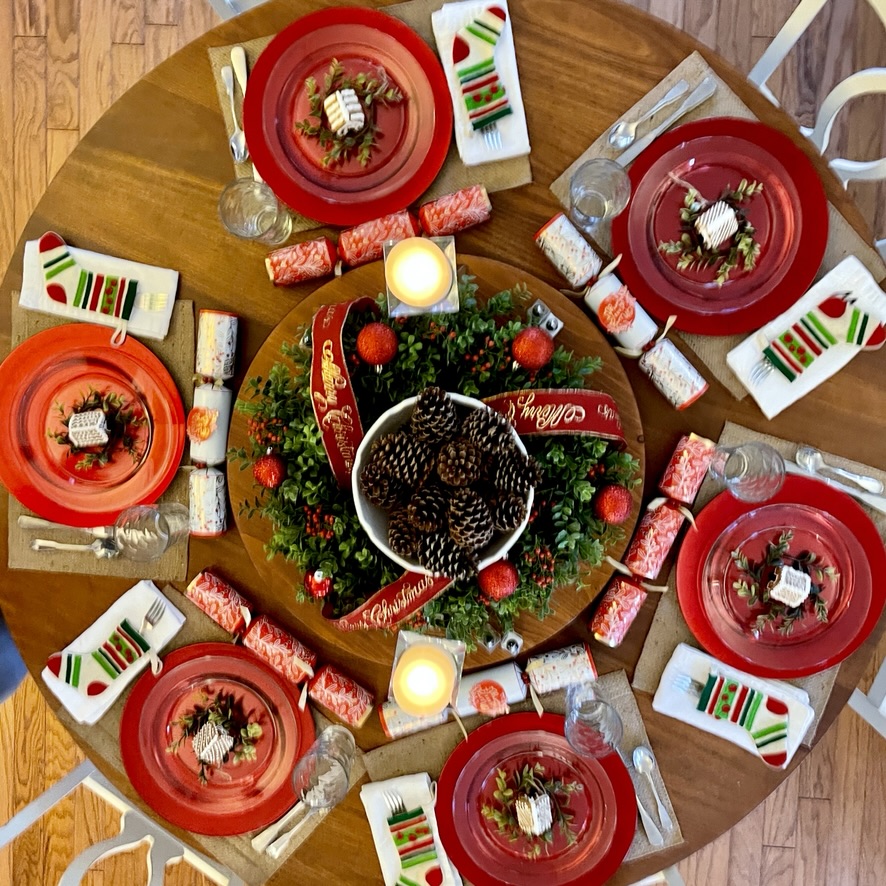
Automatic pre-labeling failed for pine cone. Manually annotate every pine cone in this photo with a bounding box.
[493,451,542,497]
[418,531,478,580]
[388,507,419,558]
[437,438,482,487]
[490,493,528,531]
[461,407,515,453]
[410,386,459,444]
[369,431,433,488]
[448,489,494,551]
[407,483,449,532]
[360,462,408,509]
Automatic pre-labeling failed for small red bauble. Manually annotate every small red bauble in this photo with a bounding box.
[253,451,285,489]
[304,569,332,599]
[592,483,633,525]
[512,326,555,371]
[356,322,399,366]
[478,559,519,601]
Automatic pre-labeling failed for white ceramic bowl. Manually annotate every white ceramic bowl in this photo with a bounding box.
[352,392,534,576]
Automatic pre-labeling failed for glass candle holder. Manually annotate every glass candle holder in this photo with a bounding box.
[385,236,459,318]
[388,630,465,718]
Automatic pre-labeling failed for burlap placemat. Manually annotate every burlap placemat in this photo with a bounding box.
[364,670,684,865]
[632,420,886,744]
[7,299,194,582]
[206,0,533,234]
[549,51,886,400]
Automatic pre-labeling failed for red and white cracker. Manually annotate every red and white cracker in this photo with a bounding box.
[534,212,602,289]
[638,338,709,410]
[590,576,648,648]
[242,615,318,685]
[185,570,251,636]
[658,432,716,505]
[265,237,338,286]
[623,499,687,579]
[525,643,598,696]
[195,310,238,382]
[308,664,374,728]
[455,662,527,717]
[583,273,658,352]
[378,700,449,739]
[418,185,492,237]
[188,467,227,537]
[338,211,420,267]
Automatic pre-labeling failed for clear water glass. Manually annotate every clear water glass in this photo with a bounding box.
[112,503,190,561]
[218,178,293,246]
[708,442,786,503]
[568,158,632,233]
[564,683,624,758]
[291,725,356,810]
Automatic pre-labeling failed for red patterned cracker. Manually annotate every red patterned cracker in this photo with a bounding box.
[338,211,419,267]
[590,577,648,647]
[185,570,251,636]
[623,500,687,579]
[308,664,374,728]
[658,433,716,505]
[418,185,492,237]
[242,615,318,685]
[265,237,337,286]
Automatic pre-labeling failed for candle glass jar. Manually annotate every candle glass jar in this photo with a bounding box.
[385,236,459,318]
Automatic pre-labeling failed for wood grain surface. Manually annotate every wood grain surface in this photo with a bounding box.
[1,1,885,885]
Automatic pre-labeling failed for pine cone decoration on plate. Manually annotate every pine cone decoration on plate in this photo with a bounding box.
[418,531,479,580]
[388,507,419,558]
[490,493,528,532]
[461,407,515,453]
[360,462,408,509]
[493,451,542,497]
[410,386,459,444]
[369,431,433,488]
[407,483,449,533]
[437,438,482,487]
[449,489,494,551]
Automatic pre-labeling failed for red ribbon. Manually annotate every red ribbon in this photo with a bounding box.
[483,389,625,446]
[309,297,377,487]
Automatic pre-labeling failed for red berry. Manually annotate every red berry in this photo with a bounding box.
[592,484,633,525]
[253,451,285,489]
[478,560,519,601]
[512,326,555,371]
[304,569,332,599]
[356,322,399,366]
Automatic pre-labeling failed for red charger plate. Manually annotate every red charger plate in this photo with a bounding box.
[676,475,886,678]
[0,324,184,526]
[243,7,453,226]
[435,712,636,886]
[120,643,315,835]
[610,118,828,335]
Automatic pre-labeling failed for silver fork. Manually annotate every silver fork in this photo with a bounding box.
[481,124,502,151]
[140,598,166,675]
[383,789,406,819]
[749,356,775,386]
[672,672,707,697]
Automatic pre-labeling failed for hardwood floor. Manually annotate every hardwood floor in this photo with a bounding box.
[1,1,884,884]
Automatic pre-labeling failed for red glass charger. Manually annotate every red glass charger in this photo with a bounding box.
[243,7,453,227]
[676,475,886,678]
[0,323,184,527]
[610,118,828,335]
[435,712,636,886]
[120,643,315,835]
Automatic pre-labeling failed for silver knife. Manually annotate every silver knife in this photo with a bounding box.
[616,75,718,167]
[785,460,886,516]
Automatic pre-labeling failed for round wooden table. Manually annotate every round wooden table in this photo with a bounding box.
[2,1,885,883]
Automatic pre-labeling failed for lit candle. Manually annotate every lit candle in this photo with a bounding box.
[391,642,457,717]
[385,238,453,308]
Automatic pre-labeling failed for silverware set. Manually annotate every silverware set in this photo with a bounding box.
[221,45,263,179]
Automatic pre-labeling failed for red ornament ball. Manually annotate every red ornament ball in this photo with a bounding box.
[253,451,285,489]
[478,559,519,601]
[356,322,399,366]
[304,569,332,599]
[512,326,555,371]
[592,483,633,525]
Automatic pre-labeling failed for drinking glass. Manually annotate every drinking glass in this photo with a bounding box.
[218,178,293,246]
[564,683,624,758]
[568,158,632,233]
[112,503,190,561]
[708,442,786,503]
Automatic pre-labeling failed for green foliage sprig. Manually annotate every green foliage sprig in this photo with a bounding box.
[295,58,404,167]
[231,277,640,648]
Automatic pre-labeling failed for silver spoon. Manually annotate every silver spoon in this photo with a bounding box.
[608,79,690,150]
[30,538,120,559]
[221,65,248,163]
[795,445,884,494]
[632,745,674,833]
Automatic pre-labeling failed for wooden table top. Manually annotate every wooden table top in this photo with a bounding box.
[2,0,885,883]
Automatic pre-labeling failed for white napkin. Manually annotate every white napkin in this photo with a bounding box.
[19,237,180,341]
[431,0,530,167]
[41,580,185,725]
[726,256,886,419]
[360,773,463,886]
[652,643,814,769]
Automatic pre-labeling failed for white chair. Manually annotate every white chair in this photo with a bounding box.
[849,659,886,739]
[0,760,245,886]
[206,0,271,19]
[627,867,687,886]
[747,0,886,256]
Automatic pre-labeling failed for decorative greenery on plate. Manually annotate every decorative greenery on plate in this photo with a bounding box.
[658,179,764,286]
[480,763,583,858]
[295,58,404,167]
[231,277,640,648]
[731,529,838,637]
[166,690,263,785]
[48,388,147,471]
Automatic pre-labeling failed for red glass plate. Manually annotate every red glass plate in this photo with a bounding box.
[435,713,636,886]
[610,118,828,335]
[676,475,886,677]
[0,324,184,527]
[120,643,315,835]
[243,7,454,226]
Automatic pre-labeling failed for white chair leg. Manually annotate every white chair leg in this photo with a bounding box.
[627,866,687,886]
[849,656,886,739]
